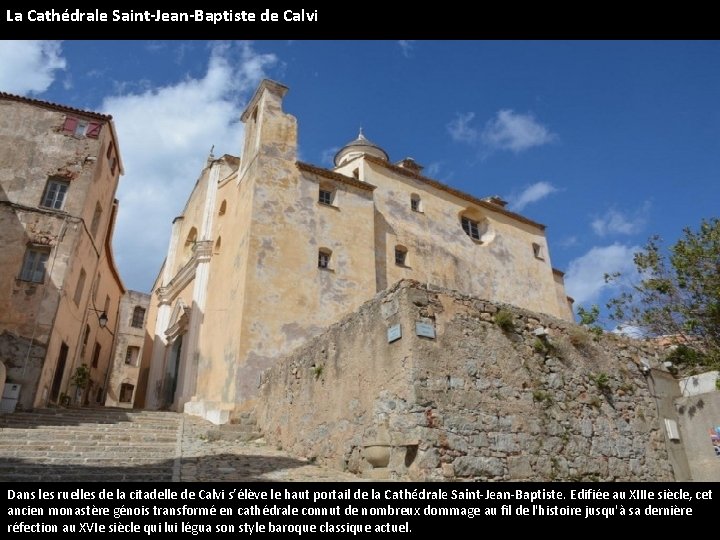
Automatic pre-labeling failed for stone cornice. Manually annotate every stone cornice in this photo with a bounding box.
[363,155,546,231]
[297,162,376,192]
[156,241,213,303]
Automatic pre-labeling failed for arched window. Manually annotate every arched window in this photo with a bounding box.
[185,227,198,246]
[395,245,408,266]
[459,209,494,244]
[410,194,422,213]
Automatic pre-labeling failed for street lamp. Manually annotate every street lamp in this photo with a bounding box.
[89,308,108,328]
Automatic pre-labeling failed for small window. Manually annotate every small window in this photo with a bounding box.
[91,342,101,368]
[73,268,87,306]
[90,202,102,238]
[19,245,50,283]
[395,246,408,266]
[319,188,334,206]
[119,383,134,403]
[104,295,111,316]
[352,168,360,180]
[410,194,422,212]
[81,324,90,360]
[461,216,480,241]
[75,120,88,137]
[106,143,117,174]
[62,116,101,138]
[96,387,104,403]
[532,242,544,259]
[318,249,332,269]
[185,227,197,246]
[131,306,146,328]
[218,200,227,216]
[40,178,69,210]
[214,236,222,254]
[125,346,140,366]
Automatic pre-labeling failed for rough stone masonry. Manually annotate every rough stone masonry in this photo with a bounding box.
[255,279,676,481]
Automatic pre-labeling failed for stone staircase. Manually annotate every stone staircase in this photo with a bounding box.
[198,410,263,443]
[0,407,182,481]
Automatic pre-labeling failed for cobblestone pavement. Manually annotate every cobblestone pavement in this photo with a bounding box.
[178,415,361,482]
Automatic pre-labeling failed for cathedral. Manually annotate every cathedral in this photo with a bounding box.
[144,80,573,423]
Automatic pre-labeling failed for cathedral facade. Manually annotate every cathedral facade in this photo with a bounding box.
[145,80,573,423]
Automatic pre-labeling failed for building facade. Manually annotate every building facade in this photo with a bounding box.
[104,290,150,408]
[0,93,124,410]
[145,79,573,424]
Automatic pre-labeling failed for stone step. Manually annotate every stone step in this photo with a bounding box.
[0,449,174,458]
[1,470,174,482]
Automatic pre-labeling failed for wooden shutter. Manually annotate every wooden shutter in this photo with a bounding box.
[86,122,102,138]
[62,117,78,134]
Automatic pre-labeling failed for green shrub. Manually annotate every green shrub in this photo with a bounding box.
[494,309,515,331]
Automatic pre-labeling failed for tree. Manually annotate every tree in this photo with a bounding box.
[606,217,720,372]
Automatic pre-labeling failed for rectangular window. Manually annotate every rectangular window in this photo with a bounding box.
[104,295,111,316]
[125,346,140,366]
[73,268,87,306]
[74,120,88,137]
[20,246,50,283]
[461,216,480,240]
[40,178,69,210]
[411,197,420,212]
[91,342,101,368]
[395,248,407,266]
[62,116,101,138]
[131,306,146,328]
[532,242,544,259]
[119,383,134,403]
[318,189,334,206]
[90,203,102,238]
[318,251,330,269]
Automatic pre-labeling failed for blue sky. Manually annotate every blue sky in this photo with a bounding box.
[1,40,718,325]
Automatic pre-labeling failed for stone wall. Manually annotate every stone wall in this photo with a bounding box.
[256,280,676,481]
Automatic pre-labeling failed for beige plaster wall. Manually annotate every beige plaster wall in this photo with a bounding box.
[0,97,123,409]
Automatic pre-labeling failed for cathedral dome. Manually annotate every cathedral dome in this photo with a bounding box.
[334,129,389,167]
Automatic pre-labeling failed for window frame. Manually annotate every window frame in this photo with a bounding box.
[40,178,70,210]
[19,245,50,283]
[131,306,146,329]
[124,346,140,366]
[395,246,408,266]
[318,249,331,270]
[318,188,334,206]
[461,216,481,241]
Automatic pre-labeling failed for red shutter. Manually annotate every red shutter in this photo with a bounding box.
[86,122,102,138]
[62,116,78,134]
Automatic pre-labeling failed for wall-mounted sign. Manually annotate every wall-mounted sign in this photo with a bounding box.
[387,324,402,343]
[415,322,436,339]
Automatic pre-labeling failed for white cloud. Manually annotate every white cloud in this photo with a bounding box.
[611,325,645,339]
[0,40,66,95]
[105,42,276,291]
[564,244,639,306]
[425,162,441,178]
[559,235,579,248]
[482,109,556,152]
[448,109,555,154]
[591,202,650,236]
[507,181,558,211]
[447,112,478,144]
[320,146,340,166]
[398,40,415,58]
